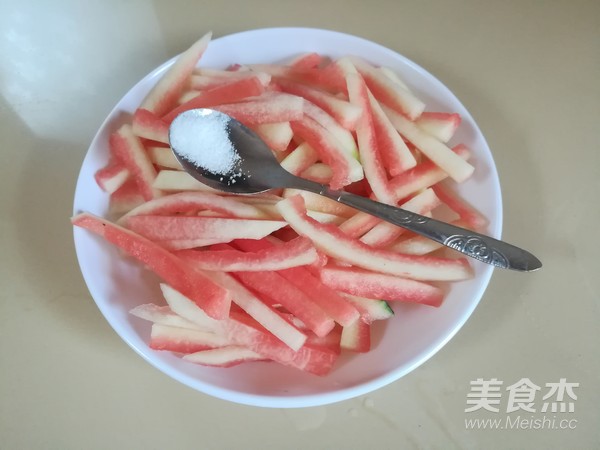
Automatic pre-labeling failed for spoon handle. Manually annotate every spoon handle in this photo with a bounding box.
[290,178,541,272]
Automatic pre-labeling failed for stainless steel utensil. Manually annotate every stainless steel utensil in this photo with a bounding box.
[169,109,542,272]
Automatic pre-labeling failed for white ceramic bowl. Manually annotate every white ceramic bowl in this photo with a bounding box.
[73,27,501,408]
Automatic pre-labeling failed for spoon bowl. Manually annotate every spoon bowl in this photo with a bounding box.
[170,109,289,194]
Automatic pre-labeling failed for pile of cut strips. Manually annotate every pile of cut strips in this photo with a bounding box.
[73,32,488,376]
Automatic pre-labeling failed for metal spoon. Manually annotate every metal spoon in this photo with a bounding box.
[169,108,542,272]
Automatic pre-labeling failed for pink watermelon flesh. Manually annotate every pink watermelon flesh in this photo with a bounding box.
[319,266,444,307]
[388,144,471,201]
[176,237,318,272]
[433,185,488,231]
[233,238,360,327]
[118,191,267,223]
[110,124,161,201]
[183,346,266,367]
[150,323,228,353]
[162,76,267,123]
[109,179,145,216]
[213,95,304,125]
[233,270,335,338]
[276,195,473,282]
[132,108,170,144]
[141,32,212,116]
[226,311,338,376]
[346,72,395,204]
[123,215,287,242]
[290,116,362,189]
[340,319,371,353]
[94,160,130,194]
[71,213,231,319]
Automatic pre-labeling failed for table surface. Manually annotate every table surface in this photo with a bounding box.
[1,1,598,449]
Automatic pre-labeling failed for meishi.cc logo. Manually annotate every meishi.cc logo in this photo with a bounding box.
[465,378,579,413]
[463,378,580,431]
